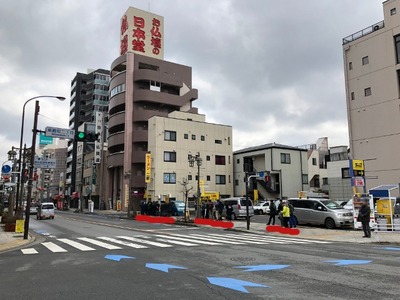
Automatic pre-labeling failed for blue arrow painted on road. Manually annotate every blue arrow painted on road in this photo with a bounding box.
[234,264,289,272]
[207,277,269,293]
[145,263,187,273]
[104,255,135,262]
[324,260,372,266]
[383,247,400,251]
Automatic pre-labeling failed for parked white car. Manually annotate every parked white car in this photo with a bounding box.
[253,201,270,215]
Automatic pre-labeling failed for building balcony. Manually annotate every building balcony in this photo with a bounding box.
[134,88,198,107]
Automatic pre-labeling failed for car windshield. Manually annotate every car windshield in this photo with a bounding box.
[42,204,54,209]
[321,200,342,209]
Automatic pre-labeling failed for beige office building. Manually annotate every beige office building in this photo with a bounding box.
[343,0,400,191]
[147,111,233,202]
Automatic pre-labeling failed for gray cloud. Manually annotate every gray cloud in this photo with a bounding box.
[0,0,383,163]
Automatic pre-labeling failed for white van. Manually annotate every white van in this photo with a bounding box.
[222,197,254,219]
[37,202,55,220]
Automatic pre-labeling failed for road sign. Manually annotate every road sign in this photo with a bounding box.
[1,165,11,174]
[34,156,56,169]
[353,177,365,187]
[45,127,75,139]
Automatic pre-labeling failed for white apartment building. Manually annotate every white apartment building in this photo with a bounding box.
[233,143,309,200]
[343,0,400,193]
[147,111,233,202]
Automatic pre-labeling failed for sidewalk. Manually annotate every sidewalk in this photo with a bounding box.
[1,210,399,253]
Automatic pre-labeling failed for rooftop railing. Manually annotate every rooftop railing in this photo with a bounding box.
[343,20,385,45]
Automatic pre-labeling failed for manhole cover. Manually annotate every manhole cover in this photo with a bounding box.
[230,257,255,262]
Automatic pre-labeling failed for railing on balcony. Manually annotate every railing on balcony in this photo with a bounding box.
[343,20,384,45]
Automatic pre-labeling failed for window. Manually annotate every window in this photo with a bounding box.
[281,153,291,164]
[351,92,355,100]
[164,151,176,162]
[164,131,176,141]
[342,168,350,178]
[395,35,400,64]
[235,179,239,186]
[349,62,353,70]
[163,173,176,184]
[322,177,328,185]
[302,174,308,184]
[184,133,188,139]
[364,87,371,97]
[216,175,226,184]
[215,155,226,165]
[312,158,317,165]
[391,8,397,15]
[362,56,369,65]
[191,134,196,140]
[188,175,192,180]
[201,135,205,141]
[206,155,211,161]
[206,175,210,181]
[236,158,240,164]
[215,139,222,144]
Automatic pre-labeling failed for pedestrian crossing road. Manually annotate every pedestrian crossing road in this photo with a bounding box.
[20,233,331,255]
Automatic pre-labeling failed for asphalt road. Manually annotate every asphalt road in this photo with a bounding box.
[1,211,399,299]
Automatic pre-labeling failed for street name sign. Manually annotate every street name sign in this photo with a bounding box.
[34,156,56,169]
[45,127,75,139]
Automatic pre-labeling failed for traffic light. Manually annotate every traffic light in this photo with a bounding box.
[75,131,99,142]
[76,131,86,141]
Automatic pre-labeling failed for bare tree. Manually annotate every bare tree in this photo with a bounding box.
[178,178,193,222]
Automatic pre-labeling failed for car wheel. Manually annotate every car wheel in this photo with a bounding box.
[232,213,237,220]
[325,218,335,229]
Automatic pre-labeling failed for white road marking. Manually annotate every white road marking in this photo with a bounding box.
[42,242,68,253]
[57,238,96,251]
[97,237,148,249]
[77,237,122,250]
[116,236,172,248]
[21,248,38,254]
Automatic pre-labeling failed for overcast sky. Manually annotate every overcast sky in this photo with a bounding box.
[0,0,384,165]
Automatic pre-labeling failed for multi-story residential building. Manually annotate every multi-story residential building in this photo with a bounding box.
[305,137,329,193]
[343,0,400,192]
[233,143,309,200]
[327,146,353,202]
[66,69,110,207]
[106,7,198,212]
[147,111,233,203]
[107,52,199,211]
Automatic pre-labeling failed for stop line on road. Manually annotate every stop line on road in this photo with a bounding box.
[20,232,332,255]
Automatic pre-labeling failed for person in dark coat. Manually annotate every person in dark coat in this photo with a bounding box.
[358,200,371,238]
[267,201,277,225]
[226,203,233,221]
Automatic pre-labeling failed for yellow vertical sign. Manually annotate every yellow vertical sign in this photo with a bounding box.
[145,153,151,183]
[352,160,364,171]
[15,220,25,233]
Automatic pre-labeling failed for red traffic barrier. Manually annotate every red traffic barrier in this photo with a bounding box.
[194,218,234,229]
[266,225,300,235]
[136,215,176,224]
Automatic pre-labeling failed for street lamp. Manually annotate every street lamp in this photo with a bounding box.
[188,152,202,218]
[22,96,65,240]
[16,95,65,216]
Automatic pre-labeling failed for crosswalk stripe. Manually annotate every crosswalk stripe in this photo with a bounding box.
[42,242,68,253]
[21,248,38,254]
[155,238,198,246]
[233,234,305,244]
[117,236,172,248]
[174,234,246,245]
[204,233,268,244]
[77,237,122,250]
[155,234,222,245]
[20,231,333,255]
[58,239,96,251]
[97,237,148,249]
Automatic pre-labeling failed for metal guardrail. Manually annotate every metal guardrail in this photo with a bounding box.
[343,21,385,45]
[375,214,400,231]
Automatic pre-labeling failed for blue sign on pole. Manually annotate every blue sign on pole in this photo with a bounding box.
[1,165,11,174]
